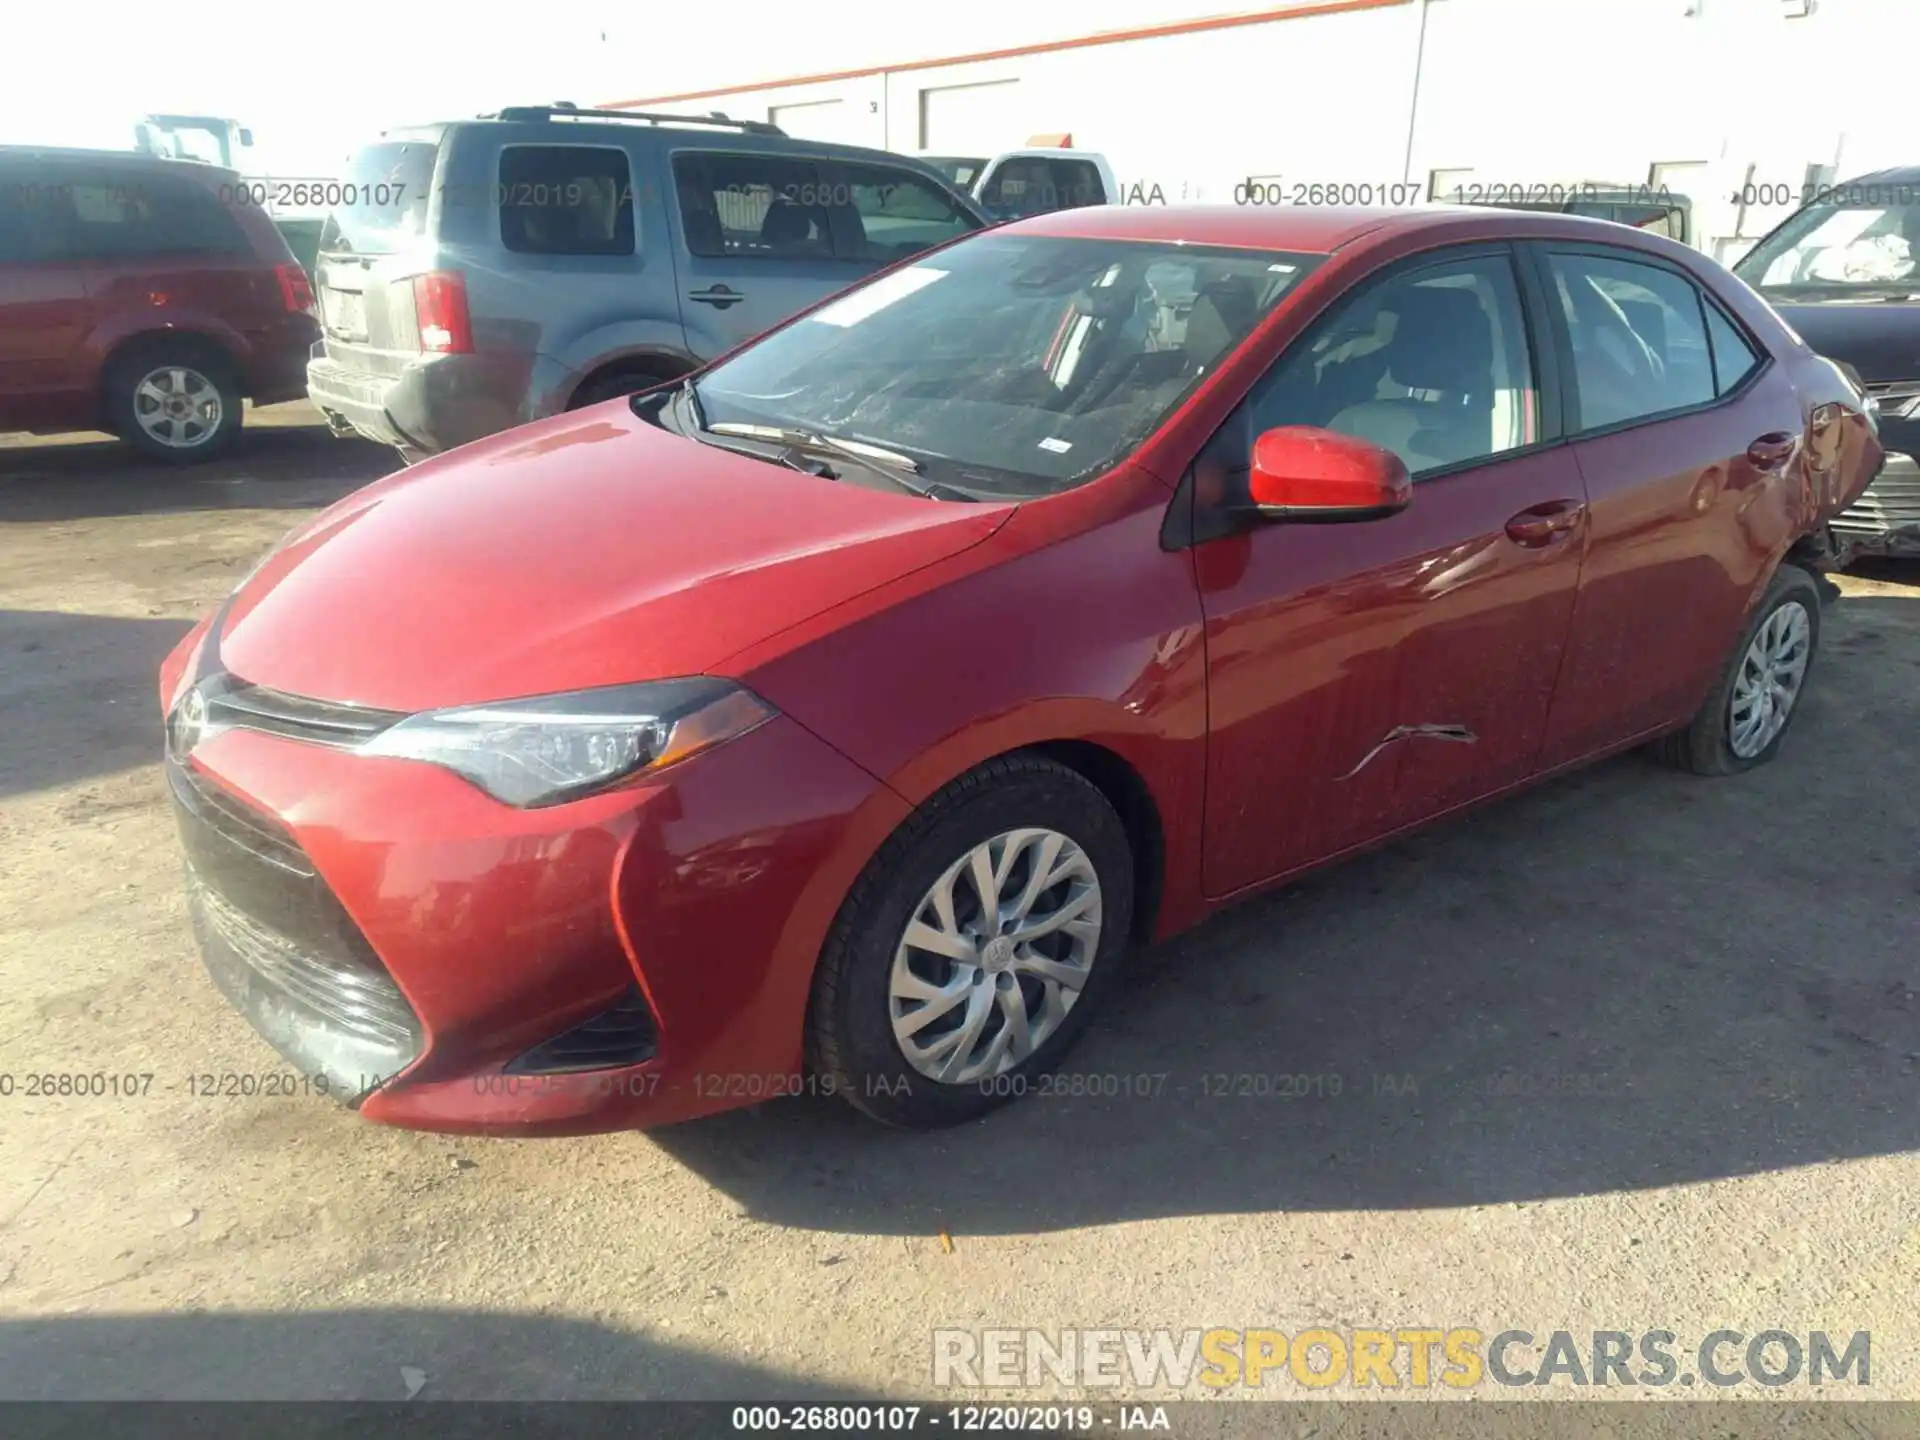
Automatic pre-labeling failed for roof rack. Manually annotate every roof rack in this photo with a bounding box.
[483,103,784,136]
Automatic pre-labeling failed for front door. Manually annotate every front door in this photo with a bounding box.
[666,148,872,359]
[1194,245,1589,896]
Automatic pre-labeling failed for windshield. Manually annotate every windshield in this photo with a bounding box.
[692,234,1320,497]
[1735,194,1920,297]
[315,138,438,255]
[923,156,988,189]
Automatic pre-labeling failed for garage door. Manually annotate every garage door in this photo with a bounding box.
[918,79,1019,152]
[769,99,859,145]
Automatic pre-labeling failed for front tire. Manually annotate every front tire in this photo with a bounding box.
[807,754,1134,1129]
[1651,563,1822,775]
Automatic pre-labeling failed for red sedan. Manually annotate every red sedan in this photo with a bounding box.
[159,204,1881,1135]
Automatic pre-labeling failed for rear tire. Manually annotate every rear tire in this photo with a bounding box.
[1650,563,1822,776]
[105,344,243,463]
[806,755,1134,1129]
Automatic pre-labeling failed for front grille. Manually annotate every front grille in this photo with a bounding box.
[1835,453,1920,540]
[170,757,423,1099]
[506,985,658,1075]
[166,757,310,876]
[203,678,403,750]
[1866,379,1920,412]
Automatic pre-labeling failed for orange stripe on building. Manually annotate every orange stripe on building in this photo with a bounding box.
[601,0,1410,108]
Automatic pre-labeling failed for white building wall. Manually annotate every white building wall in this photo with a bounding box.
[618,0,1920,257]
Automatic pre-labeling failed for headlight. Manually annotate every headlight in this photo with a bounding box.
[359,679,776,808]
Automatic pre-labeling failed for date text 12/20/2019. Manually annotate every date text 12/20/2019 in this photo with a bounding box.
[729,1405,1172,1432]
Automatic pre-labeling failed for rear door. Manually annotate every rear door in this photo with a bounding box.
[0,165,91,427]
[1529,242,1800,766]
[666,149,871,358]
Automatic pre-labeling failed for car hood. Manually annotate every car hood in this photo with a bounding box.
[217,404,1013,712]
[1769,299,1920,385]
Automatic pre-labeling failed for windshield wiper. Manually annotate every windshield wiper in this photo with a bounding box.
[679,377,708,430]
[710,422,920,471]
[707,422,951,497]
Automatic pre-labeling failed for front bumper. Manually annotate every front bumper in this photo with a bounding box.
[1834,450,1920,558]
[164,683,909,1136]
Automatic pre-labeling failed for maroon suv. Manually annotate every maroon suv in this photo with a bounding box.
[0,148,319,461]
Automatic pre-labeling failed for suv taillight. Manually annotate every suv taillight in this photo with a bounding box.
[275,263,315,314]
[412,271,473,355]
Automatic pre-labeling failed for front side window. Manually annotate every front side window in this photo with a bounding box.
[1248,253,1538,477]
[497,145,635,256]
[839,162,979,263]
[672,152,832,260]
[1547,251,1715,430]
[1734,195,1920,299]
[693,234,1318,495]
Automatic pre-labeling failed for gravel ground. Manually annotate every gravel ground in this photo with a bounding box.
[1,406,1916,1409]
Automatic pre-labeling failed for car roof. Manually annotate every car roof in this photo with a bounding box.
[1000,203,1698,256]
[0,147,239,182]
[1838,165,1920,188]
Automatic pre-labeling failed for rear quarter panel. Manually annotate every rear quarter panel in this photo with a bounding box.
[79,168,316,397]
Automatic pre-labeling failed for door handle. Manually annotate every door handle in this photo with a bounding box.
[1746,431,1797,469]
[688,284,745,310]
[1503,499,1587,548]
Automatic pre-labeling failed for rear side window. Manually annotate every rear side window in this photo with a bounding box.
[497,145,635,256]
[66,174,248,259]
[1049,159,1107,208]
[838,162,978,263]
[0,176,69,262]
[672,152,832,260]
[1704,301,1764,395]
[1546,251,1716,430]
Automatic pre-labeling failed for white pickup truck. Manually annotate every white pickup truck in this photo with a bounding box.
[918,145,1119,220]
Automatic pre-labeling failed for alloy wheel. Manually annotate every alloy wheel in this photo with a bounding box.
[888,827,1103,1084]
[1728,599,1812,759]
[133,366,224,449]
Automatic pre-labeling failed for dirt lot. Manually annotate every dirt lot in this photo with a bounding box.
[1,404,1917,1406]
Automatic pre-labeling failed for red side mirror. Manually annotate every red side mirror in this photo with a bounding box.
[1247,426,1413,522]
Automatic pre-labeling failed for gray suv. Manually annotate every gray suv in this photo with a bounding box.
[305,105,988,460]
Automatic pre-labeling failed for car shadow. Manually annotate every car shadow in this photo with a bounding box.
[0,419,396,524]
[0,610,192,798]
[653,590,1920,1235]
[0,1307,871,1409]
